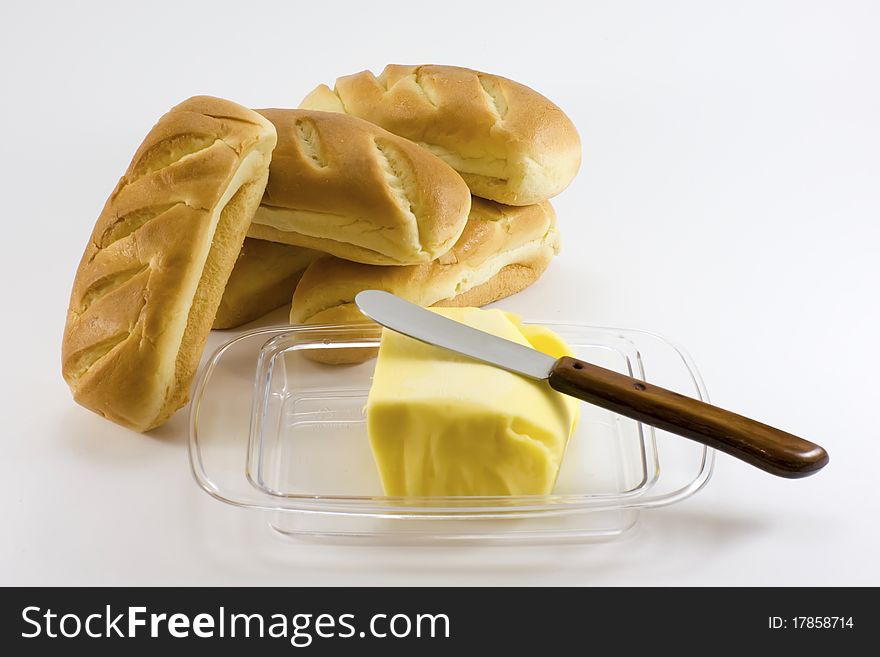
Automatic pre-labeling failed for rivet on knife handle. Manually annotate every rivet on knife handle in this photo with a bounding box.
[548,356,829,478]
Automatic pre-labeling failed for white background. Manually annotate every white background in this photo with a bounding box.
[1,0,877,585]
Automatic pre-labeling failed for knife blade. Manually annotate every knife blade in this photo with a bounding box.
[355,289,556,380]
[355,290,829,479]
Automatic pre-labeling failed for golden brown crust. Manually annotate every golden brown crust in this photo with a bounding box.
[433,260,552,308]
[247,109,471,265]
[61,96,277,431]
[213,239,321,329]
[290,198,558,364]
[300,65,581,206]
[292,197,557,323]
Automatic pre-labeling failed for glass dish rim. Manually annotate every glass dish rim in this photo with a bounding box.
[188,322,715,518]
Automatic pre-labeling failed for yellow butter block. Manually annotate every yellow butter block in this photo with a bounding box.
[366,307,579,497]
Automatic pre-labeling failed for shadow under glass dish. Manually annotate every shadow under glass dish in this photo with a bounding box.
[189,323,713,543]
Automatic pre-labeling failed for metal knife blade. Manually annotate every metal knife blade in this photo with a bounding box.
[354,290,555,380]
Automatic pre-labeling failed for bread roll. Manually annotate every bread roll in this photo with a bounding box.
[300,65,581,206]
[292,197,558,326]
[62,96,277,431]
[248,108,471,266]
[214,239,321,329]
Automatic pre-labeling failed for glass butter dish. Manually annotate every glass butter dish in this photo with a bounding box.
[189,322,714,543]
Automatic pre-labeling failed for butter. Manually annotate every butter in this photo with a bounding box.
[365,307,579,497]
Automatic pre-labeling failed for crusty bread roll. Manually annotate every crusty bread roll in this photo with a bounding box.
[290,198,558,363]
[214,239,320,329]
[247,108,472,266]
[62,96,277,431]
[300,65,581,206]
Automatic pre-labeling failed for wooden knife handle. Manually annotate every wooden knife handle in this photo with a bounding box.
[548,356,829,478]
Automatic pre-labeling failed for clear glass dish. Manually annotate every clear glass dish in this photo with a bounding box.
[189,322,714,543]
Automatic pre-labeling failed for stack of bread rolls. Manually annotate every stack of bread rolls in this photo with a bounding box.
[62,65,580,430]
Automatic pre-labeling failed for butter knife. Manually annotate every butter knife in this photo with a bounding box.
[355,290,829,478]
